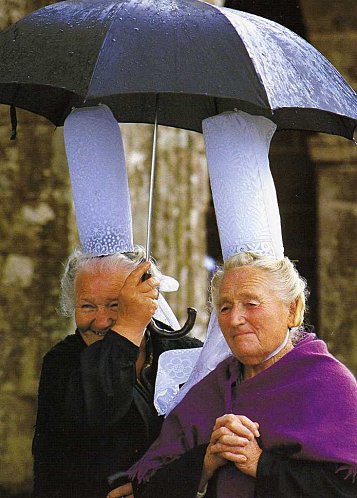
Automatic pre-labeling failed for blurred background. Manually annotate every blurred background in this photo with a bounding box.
[0,0,356,495]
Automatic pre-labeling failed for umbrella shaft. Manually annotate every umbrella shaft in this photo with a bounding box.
[145,111,158,261]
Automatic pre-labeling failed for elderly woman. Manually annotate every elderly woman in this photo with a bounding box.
[32,246,201,498]
[111,251,357,498]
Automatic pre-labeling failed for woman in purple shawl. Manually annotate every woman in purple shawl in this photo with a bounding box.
[109,252,357,498]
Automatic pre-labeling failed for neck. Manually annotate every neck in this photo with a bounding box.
[243,331,293,380]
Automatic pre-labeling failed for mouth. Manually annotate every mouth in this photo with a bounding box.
[231,330,254,338]
[91,328,109,336]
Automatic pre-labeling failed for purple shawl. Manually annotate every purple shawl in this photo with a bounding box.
[129,334,357,497]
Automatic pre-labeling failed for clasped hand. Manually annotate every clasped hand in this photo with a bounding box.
[204,414,262,480]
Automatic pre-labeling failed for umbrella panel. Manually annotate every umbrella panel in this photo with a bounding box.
[0,0,356,138]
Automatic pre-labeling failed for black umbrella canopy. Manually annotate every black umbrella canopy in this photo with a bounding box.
[0,0,356,138]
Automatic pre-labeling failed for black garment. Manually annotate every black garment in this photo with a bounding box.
[32,327,201,498]
[133,445,357,498]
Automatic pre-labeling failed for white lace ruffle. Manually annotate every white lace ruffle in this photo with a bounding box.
[155,312,233,416]
[154,293,181,330]
[154,348,202,415]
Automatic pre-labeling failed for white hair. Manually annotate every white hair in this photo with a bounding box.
[210,252,309,327]
[59,245,161,316]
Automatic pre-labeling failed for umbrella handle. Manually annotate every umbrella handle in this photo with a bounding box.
[147,307,197,339]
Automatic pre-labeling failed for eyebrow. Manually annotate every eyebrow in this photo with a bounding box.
[76,297,119,304]
[217,296,233,307]
[218,292,262,305]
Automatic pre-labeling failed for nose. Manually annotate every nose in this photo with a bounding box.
[93,307,115,331]
[230,304,246,326]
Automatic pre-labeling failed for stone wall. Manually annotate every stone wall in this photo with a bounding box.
[0,2,211,494]
[301,0,357,372]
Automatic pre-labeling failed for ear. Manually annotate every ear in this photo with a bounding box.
[287,299,298,328]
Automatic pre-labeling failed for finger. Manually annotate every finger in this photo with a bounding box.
[107,493,125,498]
[213,414,240,430]
[214,414,260,439]
[211,426,245,440]
[107,482,133,497]
[144,286,160,300]
[139,275,160,293]
[124,262,152,288]
[236,415,260,438]
[151,299,159,314]
[211,427,248,446]
[213,416,253,440]
[220,451,247,463]
[218,434,250,446]
[210,441,248,454]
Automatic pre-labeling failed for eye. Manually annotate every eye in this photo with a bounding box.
[109,302,119,310]
[79,303,96,312]
[247,301,259,308]
[219,304,231,314]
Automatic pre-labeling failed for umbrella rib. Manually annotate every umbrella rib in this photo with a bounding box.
[85,0,131,98]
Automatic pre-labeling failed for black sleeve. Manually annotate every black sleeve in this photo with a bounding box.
[32,351,76,497]
[256,450,357,498]
[133,445,208,498]
[79,331,139,425]
[32,332,140,497]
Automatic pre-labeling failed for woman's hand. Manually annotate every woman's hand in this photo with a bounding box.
[107,481,133,498]
[200,413,258,489]
[113,261,160,345]
[210,414,262,478]
[221,435,262,477]
[229,439,262,477]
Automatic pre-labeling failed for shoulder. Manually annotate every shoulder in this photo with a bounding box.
[292,332,356,386]
[38,333,85,389]
[42,331,85,366]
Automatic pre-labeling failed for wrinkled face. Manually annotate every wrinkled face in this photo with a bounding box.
[74,268,128,335]
[217,266,294,366]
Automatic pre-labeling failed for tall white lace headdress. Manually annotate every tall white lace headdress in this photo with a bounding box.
[64,105,134,255]
[155,110,283,415]
[63,104,179,328]
[205,111,282,260]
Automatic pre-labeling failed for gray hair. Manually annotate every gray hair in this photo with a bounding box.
[210,252,309,327]
[59,245,161,317]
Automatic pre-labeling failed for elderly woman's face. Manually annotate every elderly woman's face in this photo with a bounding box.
[75,268,128,335]
[217,266,295,366]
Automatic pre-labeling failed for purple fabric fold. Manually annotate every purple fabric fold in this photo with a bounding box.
[129,333,357,497]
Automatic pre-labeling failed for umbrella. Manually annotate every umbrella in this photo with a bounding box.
[0,0,356,140]
[0,0,356,337]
